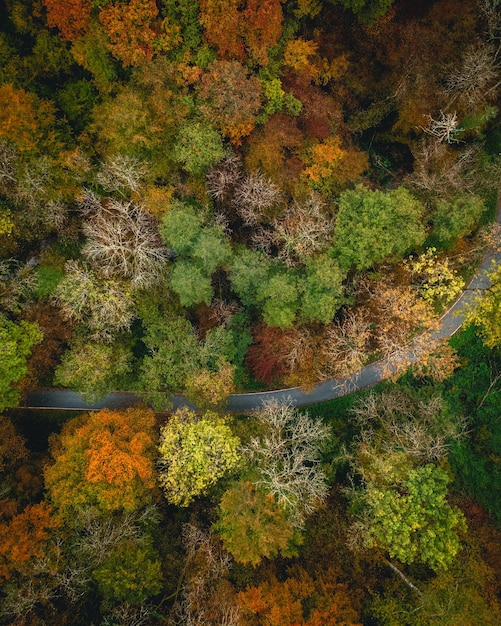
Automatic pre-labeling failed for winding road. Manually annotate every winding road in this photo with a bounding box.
[22,200,501,414]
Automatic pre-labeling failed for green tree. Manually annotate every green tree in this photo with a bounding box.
[158,408,240,506]
[332,185,426,271]
[168,259,214,306]
[172,121,224,174]
[160,200,204,254]
[92,540,163,607]
[327,0,394,24]
[229,246,272,307]
[0,313,42,411]
[257,270,299,328]
[299,254,346,324]
[138,317,201,406]
[54,340,132,401]
[358,460,466,572]
[431,194,485,248]
[464,262,501,348]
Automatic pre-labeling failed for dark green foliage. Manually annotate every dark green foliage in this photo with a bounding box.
[327,0,394,24]
[446,328,501,522]
[431,195,485,248]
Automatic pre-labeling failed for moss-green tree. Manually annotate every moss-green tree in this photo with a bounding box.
[54,340,132,402]
[216,480,301,565]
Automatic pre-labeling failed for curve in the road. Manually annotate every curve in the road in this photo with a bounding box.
[23,198,501,413]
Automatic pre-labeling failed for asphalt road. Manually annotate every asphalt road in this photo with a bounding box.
[23,199,501,414]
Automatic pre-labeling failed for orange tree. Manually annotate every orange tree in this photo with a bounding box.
[44,407,158,520]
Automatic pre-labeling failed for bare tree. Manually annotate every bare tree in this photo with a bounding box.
[351,388,466,463]
[206,153,242,203]
[408,141,480,198]
[444,43,500,107]
[421,111,462,144]
[169,524,240,626]
[272,194,334,265]
[0,141,18,194]
[0,258,38,314]
[232,172,282,226]
[102,604,155,626]
[54,260,135,342]
[81,197,169,289]
[96,154,149,196]
[321,309,373,379]
[244,400,330,528]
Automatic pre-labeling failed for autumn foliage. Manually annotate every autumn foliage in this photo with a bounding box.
[0,502,60,583]
[43,0,92,41]
[45,407,157,517]
[237,566,362,625]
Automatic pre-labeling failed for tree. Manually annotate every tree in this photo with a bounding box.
[431,194,486,248]
[299,255,346,324]
[332,185,426,270]
[237,566,362,625]
[158,408,240,506]
[160,199,204,254]
[229,247,273,307]
[327,0,394,25]
[240,0,283,67]
[92,540,163,607]
[45,407,157,519]
[232,171,282,226]
[98,0,181,67]
[0,313,42,411]
[321,309,373,379]
[371,545,501,626]
[169,524,241,625]
[0,502,61,584]
[0,415,28,475]
[54,261,135,342]
[0,84,60,156]
[184,361,236,409]
[198,60,262,142]
[351,457,466,572]
[244,400,330,528]
[346,388,467,573]
[43,0,92,41]
[81,195,169,290]
[138,316,202,407]
[160,200,231,306]
[199,0,245,62]
[464,262,501,348]
[272,194,335,264]
[172,121,225,174]
[301,136,368,195]
[54,340,132,402]
[169,259,215,307]
[216,480,301,565]
[256,270,299,328]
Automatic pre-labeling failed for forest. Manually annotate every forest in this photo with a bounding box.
[1,0,501,623]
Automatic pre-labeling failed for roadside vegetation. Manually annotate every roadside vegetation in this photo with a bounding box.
[1,0,501,623]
